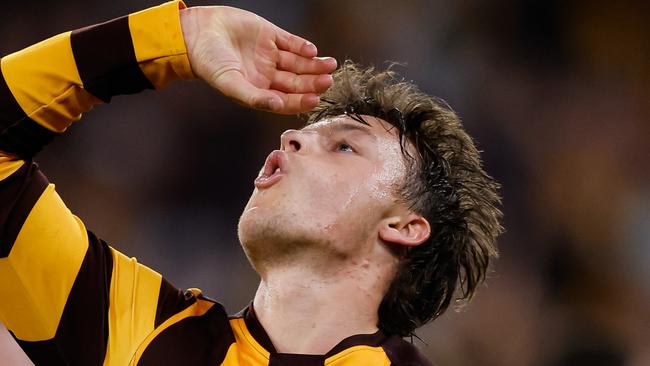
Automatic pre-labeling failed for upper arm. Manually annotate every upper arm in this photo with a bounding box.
[0,154,191,365]
[0,155,111,363]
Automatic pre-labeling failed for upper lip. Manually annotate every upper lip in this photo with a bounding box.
[260,150,288,178]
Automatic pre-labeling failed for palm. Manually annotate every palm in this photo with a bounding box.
[181,6,337,114]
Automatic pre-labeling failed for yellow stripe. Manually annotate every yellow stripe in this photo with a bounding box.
[228,318,271,364]
[102,249,162,366]
[1,32,91,132]
[128,0,194,89]
[324,345,391,365]
[0,185,88,340]
[138,55,194,89]
[220,343,248,366]
[0,154,24,180]
[129,298,215,365]
[29,84,100,131]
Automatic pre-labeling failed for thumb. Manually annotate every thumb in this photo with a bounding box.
[212,70,283,112]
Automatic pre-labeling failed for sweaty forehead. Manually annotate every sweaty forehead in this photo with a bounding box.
[303,115,398,138]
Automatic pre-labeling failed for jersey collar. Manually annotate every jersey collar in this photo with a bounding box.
[241,303,389,358]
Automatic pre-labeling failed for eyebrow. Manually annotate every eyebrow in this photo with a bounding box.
[304,122,377,140]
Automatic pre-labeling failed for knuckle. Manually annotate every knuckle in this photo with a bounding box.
[279,52,289,69]
[288,35,298,49]
[292,75,301,92]
[295,56,306,71]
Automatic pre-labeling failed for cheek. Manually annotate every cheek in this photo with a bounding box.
[304,170,387,234]
[367,172,396,201]
[302,169,360,213]
[370,146,406,201]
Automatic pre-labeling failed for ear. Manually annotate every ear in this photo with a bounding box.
[378,213,431,247]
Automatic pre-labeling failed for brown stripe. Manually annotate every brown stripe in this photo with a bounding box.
[269,353,324,366]
[70,15,153,103]
[0,161,48,258]
[382,334,434,366]
[138,303,235,365]
[154,278,196,328]
[14,231,114,365]
[0,118,58,158]
[0,65,56,158]
[324,329,387,358]
[243,304,277,353]
[0,65,26,131]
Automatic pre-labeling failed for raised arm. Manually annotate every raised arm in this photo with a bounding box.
[180,5,336,114]
[0,1,335,365]
[0,1,194,159]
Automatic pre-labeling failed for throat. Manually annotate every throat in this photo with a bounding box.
[251,268,384,354]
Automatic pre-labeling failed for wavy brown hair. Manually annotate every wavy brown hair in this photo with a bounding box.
[303,61,503,337]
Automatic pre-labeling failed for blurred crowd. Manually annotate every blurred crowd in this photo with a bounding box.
[1,0,648,365]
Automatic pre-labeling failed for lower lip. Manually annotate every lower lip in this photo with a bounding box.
[254,171,284,189]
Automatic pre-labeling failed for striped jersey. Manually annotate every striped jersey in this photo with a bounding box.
[0,1,432,365]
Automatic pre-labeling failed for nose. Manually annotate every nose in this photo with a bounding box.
[280,129,304,152]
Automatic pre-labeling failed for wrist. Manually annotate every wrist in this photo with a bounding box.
[179,8,196,56]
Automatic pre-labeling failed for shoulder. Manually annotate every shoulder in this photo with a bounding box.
[135,290,235,365]
[381,335,435,366]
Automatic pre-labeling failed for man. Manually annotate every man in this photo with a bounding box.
[0,1,502,365]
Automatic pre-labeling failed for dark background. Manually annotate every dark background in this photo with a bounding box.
[1,0,649,365]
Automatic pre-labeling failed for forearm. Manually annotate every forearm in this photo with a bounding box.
[0,0,193,159]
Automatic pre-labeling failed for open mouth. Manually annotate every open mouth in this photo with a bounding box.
[254,150,287,189]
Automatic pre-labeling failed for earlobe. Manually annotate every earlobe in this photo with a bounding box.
[378,214,431,248]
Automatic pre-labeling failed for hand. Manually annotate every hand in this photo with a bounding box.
[180,6,337,115]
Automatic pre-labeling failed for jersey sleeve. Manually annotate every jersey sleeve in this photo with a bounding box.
[0,1,195,365]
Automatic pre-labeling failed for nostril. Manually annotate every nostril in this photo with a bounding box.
[289,139,301,151]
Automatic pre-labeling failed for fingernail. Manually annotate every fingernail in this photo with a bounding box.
[305,41,315,48]
[316,56,336,64]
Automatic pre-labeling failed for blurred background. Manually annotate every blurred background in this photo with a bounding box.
[1,0,648,365]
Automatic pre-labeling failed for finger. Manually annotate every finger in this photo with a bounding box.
[275,27,318,58]
[271,71,333,94]
[277,51,337,75]
[271,91,321,115]
[214,70,283,112]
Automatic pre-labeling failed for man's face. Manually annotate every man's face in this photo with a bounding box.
[238,115,408,272]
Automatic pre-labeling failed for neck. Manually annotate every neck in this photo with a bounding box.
[252,257,392,354]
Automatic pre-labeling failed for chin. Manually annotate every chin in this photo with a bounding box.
[237,206,297,269]
[237,207,344,273]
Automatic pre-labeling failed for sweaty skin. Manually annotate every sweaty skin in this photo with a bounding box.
[237,115,426,354]
[239,115,407,268]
